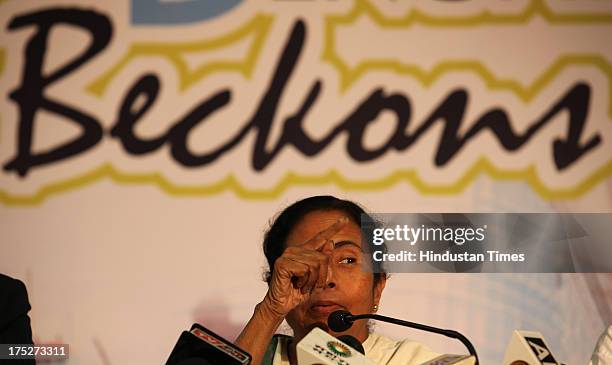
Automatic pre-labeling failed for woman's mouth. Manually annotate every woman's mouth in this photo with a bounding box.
[309,301,344,316]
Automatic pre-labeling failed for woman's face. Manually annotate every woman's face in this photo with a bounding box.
[284,209,386,342]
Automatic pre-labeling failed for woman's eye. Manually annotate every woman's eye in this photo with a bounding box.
[339,257,357,264]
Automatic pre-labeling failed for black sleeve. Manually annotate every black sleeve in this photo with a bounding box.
[0,274,34,344]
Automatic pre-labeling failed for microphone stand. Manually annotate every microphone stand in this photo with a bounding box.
[348,313,479,365]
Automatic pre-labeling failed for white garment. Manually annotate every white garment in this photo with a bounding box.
[589,325,612,365]
[272,332,440,365]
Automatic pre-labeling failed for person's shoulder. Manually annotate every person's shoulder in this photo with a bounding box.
[0,274,32,325]
[0,273,22,288]
[0,274,30,301]
[0,273,29,297]
[589,325,612,365]
[364,332,440,365]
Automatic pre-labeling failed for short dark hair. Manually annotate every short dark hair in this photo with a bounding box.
[262,195,387,285]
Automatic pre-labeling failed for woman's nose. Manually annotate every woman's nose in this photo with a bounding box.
[325,263,336,288]
[321,240,336,289]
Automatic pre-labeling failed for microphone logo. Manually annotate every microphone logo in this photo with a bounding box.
[524,336,557,364]
[326,341,352,358]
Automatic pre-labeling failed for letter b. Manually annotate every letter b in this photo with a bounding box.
[3,8,111,177]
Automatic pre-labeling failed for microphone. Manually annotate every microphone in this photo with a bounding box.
[165,323,251,365]
[503,330,560,365]
[297,327,375,365]
[328,310,354,332]
[328,310,479,365]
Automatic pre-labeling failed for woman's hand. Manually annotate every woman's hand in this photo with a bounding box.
[261,217,348,318]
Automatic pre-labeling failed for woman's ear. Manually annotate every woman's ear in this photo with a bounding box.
[373,275,387,307]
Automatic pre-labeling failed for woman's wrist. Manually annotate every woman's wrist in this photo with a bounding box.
[235,298,286,365]
[256,295,287,324]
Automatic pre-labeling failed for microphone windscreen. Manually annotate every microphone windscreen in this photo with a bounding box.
[165,325,251,365]
[337,335,365,355]
[328,310,353,332]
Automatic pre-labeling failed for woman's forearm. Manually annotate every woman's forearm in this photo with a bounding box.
[235,298,285,365]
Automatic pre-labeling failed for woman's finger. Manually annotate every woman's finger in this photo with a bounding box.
[315,247,330,290]
[302,216,348,251]
[283,244,332,292]
[274,256,309,285]
[284,254,320,293]
[302,259,320,294]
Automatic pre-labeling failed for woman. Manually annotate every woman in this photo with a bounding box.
[236,196,440,365]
